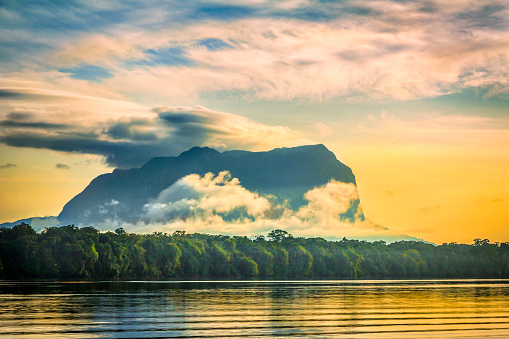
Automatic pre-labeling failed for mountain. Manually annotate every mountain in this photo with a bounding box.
[1,144,424,243]
[58,144,363,225]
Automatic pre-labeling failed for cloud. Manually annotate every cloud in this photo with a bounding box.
[0,86,146,115]
[0,89,25,99]
[188,172,272,217]
[1,1,508,104]
[0,119,68,129]
[15,1,501,103]
[155,105,310,151]
[298,181,360,222]
[94,171,403,241]
[0,163,16,169]
[55,163,70,169]
[104,119,157,141]
[142,171,272,223]
[0,104,310,168]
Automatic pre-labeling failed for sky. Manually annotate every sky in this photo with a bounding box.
[0,0,508,244]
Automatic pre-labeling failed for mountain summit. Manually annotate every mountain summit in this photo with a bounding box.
[58,144,363,226]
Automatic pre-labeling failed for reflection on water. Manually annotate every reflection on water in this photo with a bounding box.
[0,280,508,338]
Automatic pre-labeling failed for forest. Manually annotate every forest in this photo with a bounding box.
[0,223,508,280]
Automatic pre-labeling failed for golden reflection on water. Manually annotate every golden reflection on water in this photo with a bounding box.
[0,280,508,338]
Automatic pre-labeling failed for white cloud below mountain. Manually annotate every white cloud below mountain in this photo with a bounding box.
[105,171,409,242]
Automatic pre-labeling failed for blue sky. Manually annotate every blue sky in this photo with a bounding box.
[0,0,508,243]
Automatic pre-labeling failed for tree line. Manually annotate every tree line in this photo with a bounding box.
[0,223,508,280]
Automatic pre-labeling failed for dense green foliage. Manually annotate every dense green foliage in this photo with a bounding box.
[0,223,508,280]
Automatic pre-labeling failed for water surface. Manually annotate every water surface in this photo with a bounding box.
[1,280,508,338]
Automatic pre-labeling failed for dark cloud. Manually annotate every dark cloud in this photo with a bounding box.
[0,106,302,169]
[106,122,135,140]
[105,119,157,141]
[172,123,210,139]
[0,89,24,99]
[61,131,101,139]
[6,112,34,120]
[56,163,70,169]
[0,88,79,102]
[0,109,209,168]
[158,112,206,124]
[0,132,173,168]
[0,163,16,169]
[0,120,68,129]
[157,110,211,140]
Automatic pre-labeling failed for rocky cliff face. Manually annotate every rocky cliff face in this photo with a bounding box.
[58,144,363,225]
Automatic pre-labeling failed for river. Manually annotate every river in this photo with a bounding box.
[1,280,508,338]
